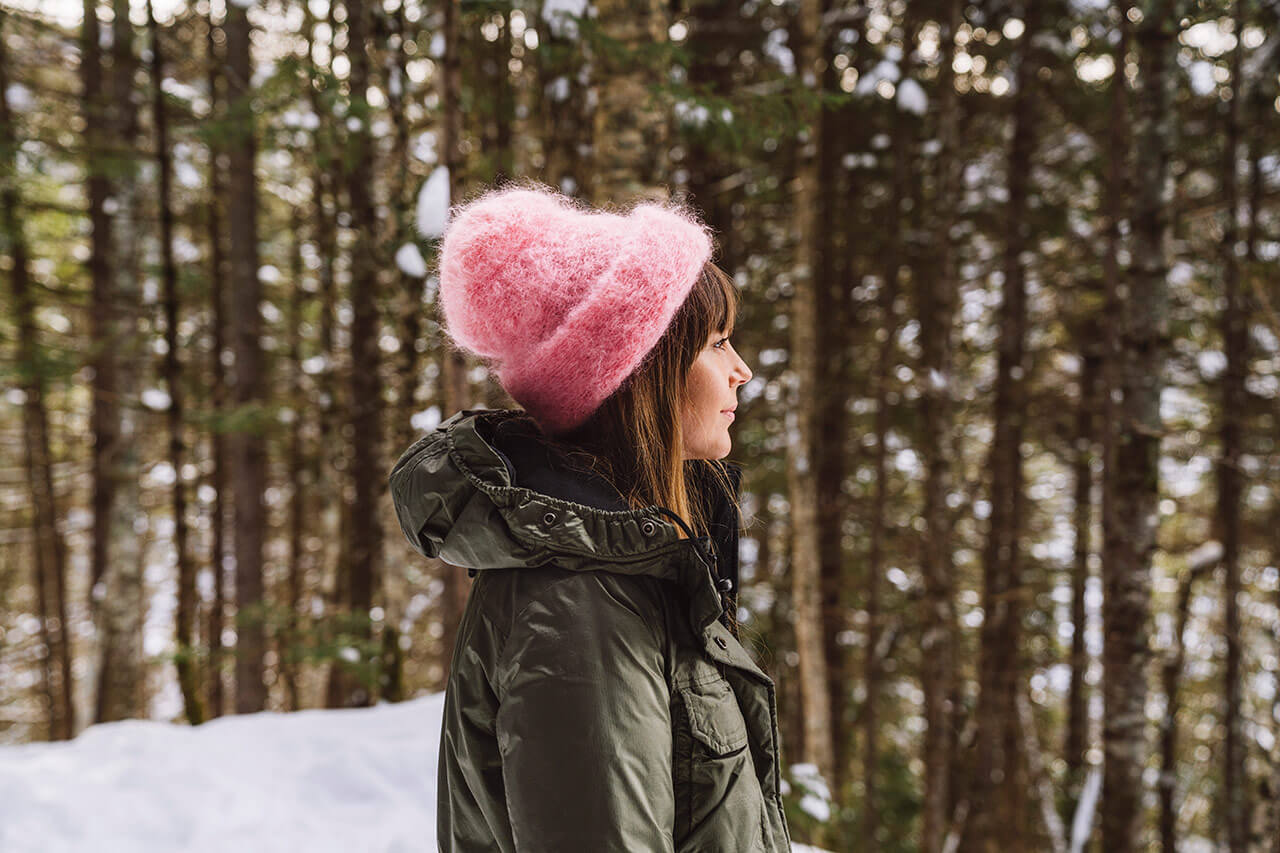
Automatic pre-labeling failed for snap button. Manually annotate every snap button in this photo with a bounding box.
[714,636,728,650]
[641,520,656,536]
[542,511,556,526]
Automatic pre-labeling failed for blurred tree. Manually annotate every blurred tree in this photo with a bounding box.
[0,9,74,741]
[92,0,146,726]
[224,0,267,715]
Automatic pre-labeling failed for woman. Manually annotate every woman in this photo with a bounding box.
[389,182,792,852]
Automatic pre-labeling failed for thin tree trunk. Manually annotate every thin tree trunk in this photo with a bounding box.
[1159,554,1215,853]
[95,0,146,724]
[204,9,229,719]
[533,0,588,196]
[1,13,76,740]
[1096,5,1130,842]
[788,0,835,791]
[971,5,1042,848]
[224,0,267,714]
[920,4,962,849]
[435,0,470,689]
[303,5,341,653]
[1218,5,1248,848]
[283,205,306,712]
[326,0,383,710]
[1101,1,1176,849]
[81,0,114,640]
[588,0,668,203]
[149,0,203,727]
[815,0,851,802]
[862,20,918,843]
[388,0,423,458]
[1065,347,1099,812]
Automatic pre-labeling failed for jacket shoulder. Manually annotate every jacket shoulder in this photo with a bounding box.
[479,566,672,690]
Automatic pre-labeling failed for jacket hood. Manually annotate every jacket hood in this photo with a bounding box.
[388,408,743,634]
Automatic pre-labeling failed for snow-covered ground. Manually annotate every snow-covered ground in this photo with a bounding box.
[0,694,827,852]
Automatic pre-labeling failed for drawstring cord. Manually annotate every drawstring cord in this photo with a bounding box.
[653,507,737,636]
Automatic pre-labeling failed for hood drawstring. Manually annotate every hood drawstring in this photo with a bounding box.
[653,507,737,636]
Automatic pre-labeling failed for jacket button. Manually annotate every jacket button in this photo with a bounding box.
[641,520,656,536]
[714,636,728,650]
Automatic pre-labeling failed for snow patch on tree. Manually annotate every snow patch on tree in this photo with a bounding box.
[396,243,428,278]
[541,0,589,39]
[415,166,450,239]
[896,78,927,115]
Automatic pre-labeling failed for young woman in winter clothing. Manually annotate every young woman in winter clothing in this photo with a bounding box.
[388,181,793,852]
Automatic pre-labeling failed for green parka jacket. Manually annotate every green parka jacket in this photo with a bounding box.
[388,408,792,853]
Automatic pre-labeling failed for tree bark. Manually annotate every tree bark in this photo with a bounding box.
[94,0,146,725]
[1101,1,1176,849]
[224,0,267,714]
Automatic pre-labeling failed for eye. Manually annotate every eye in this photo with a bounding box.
[713,336,730,350]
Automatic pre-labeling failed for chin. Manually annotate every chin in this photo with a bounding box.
[684,437,731,461]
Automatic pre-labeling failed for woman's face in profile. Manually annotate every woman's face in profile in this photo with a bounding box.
[681,326,753,460]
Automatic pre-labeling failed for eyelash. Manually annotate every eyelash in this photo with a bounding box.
[713,337,730,350]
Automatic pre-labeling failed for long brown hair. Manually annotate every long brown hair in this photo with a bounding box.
[550,259,743,539]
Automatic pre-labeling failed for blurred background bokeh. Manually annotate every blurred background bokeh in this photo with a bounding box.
[1,0,1279,849]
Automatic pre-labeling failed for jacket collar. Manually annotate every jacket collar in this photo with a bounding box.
[389,408,741,635]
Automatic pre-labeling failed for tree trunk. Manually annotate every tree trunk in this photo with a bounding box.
[815,0,851,803]
[204,9,230,719]
[224,0,267,714]
[148,0,203,727]
[1065,346,1099,813]
[919,4,962,849]
[434,0,471,688]
[94,0,146,725]
[283,204,306,712]
[326,0,383,709]
[303,5,342,662]
[588,0,669,203]
[1101,1,1175,849]
[1,12,76,740]
[533,0,589,196]
[970,4,1042,849]
[388,0,424,458]
[787,0,834,791]
[1159,556,1214,853]
[1218,4,1248,848]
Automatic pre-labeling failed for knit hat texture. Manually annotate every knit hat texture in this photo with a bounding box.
[437,182,714,434]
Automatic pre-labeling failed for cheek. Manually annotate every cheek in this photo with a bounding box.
[685,362,714,413]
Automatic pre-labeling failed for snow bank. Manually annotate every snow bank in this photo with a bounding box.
[0,696,443,853]
[1,692,831,852]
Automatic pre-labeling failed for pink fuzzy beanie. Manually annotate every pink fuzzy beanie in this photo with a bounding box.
[437,183,714,435]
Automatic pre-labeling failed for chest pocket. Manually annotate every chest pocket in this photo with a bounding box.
[680,676,749,757]
[672,669,767,852]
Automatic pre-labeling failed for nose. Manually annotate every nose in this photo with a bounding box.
[731,352,752,387]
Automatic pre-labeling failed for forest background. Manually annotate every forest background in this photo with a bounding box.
[1,0,1279,849]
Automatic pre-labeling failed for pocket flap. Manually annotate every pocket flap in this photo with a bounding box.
[680,679,749,757]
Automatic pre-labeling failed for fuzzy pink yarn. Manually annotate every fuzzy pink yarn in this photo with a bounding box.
[437,183,713,434]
